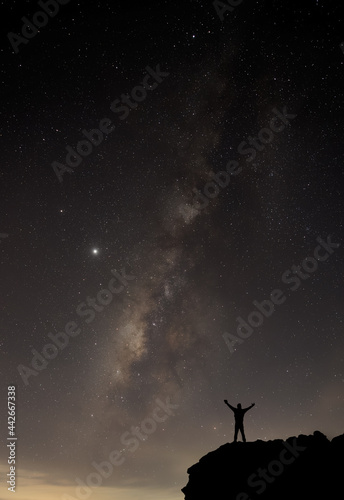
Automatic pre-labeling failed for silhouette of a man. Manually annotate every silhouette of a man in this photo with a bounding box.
[224,400,255,442]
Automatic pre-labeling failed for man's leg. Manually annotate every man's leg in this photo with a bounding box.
[240,424,246,442]
[234,424,239,442]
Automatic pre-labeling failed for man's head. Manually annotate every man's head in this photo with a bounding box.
[237,403,242,409]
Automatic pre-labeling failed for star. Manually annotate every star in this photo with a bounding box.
[92,248,99,255]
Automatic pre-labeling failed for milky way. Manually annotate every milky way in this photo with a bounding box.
[1,2,344,500]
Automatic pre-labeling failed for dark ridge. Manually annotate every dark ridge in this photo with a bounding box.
[182,431,344,500]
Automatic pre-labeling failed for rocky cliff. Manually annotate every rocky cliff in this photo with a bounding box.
[182,431,343,499]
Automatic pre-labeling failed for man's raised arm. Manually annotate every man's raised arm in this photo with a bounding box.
[224,399,235,411]
[244,403,255,412]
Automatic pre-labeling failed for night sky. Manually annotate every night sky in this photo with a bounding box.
[1,1,344,499]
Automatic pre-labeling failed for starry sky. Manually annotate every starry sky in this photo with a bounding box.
[1,1,344,499]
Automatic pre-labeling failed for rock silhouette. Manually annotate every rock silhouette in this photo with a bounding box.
[182,431,343,499]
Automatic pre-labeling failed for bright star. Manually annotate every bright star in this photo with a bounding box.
[92,248,99,255]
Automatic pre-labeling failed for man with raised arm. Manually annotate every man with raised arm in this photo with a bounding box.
[224,400,255,442]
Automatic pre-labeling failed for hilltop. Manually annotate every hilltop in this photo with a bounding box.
[182,431,343,499]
